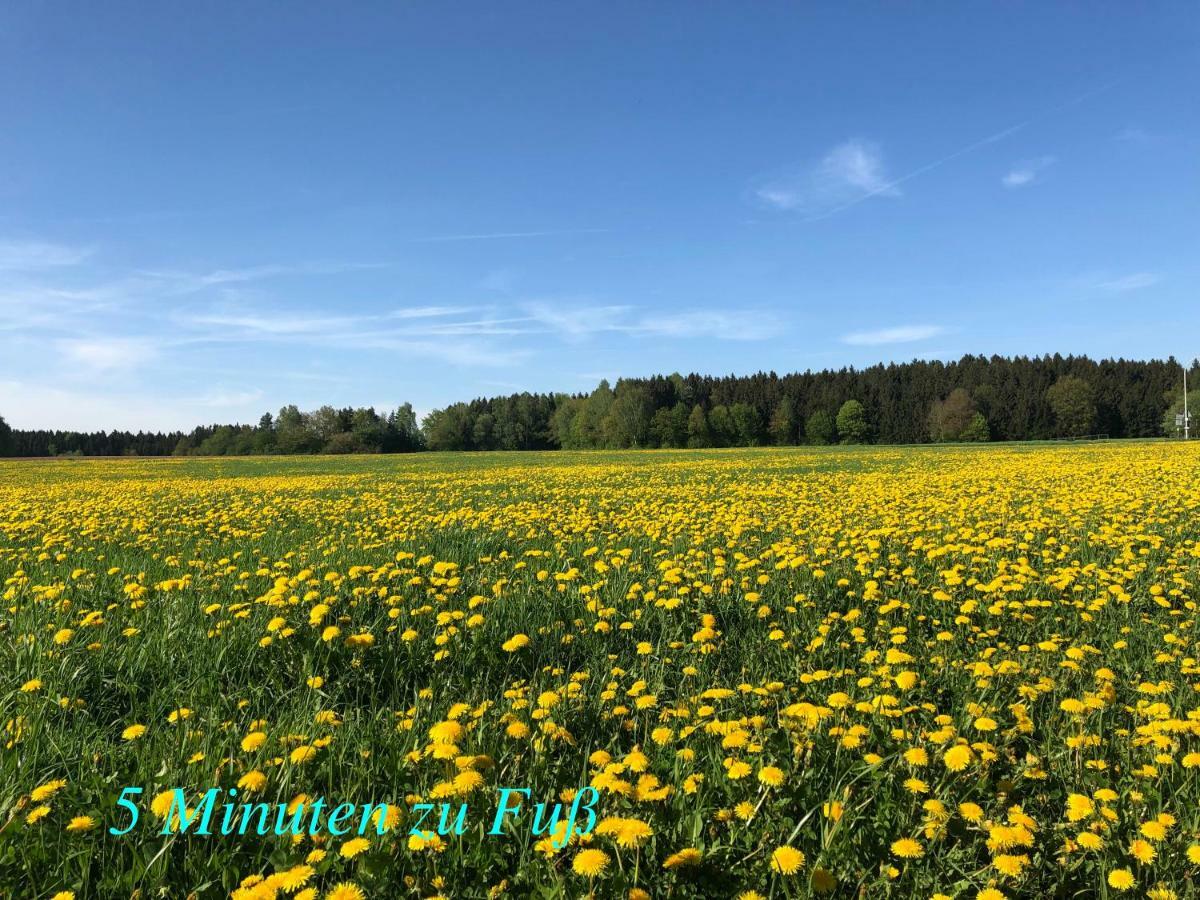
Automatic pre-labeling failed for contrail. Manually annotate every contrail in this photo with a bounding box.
[804,78,1127,222]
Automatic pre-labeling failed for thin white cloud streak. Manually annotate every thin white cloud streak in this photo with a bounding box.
[841,324,945,346]
[1113,127,1164,146]
[0,259,393,338]
[185,313,364,335]
[0,240,92,270]
[180,307,511,340]
[1002,155,1056,188]
[522,303,778,341]
[173,305,533,367]
[182,302,779,355]
[1096,272,1162,293]
[137,261,388,292]
[0,283,133,331]
[385,306,467,320]
[522,304,632,338]
[632,311,776,340]
[411,228,610,243]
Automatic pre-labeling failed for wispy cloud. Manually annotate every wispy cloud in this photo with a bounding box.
[1113,127,1164,146]
[57,337,159,370]
[174,304,530,367]
[523,303,778,341]
[802,123,1027,220]
[1002,155,1056,188]
[841,324,945,346]
[185,312,366,335]
[138,261,387,293]
[0,256,394,340]
[182,306,481,339]
[0,281,133,332]
[0,240,92,270]
[633,311,776,341]
[523,304,631,339]
[753,139,900,214]
[1095,272,1162,293]
[385,306,468,321]
[751,81,1121,223]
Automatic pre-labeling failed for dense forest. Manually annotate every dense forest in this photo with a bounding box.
[421,354,1197,450]
[1,355,1196,457]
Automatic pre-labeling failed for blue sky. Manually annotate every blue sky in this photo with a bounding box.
[1,3,1197,431]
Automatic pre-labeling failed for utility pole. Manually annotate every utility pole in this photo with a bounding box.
[1186,367,1190,440]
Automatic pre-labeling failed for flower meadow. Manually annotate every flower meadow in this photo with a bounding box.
[2,444,1200,899]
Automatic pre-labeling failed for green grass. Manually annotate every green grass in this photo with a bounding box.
[1,443,1198,899]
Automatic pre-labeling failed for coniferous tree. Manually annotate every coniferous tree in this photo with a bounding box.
[805,410,836,445]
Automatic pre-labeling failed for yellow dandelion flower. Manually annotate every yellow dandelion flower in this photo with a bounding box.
[1129,839,1155,864]
[891,838,923,859]
[572,848,610,877]
[31,779,67,802]
[289,745,317,764]
[770,845,806,875]
[943,743,972,772]
[1107,869,1134,891]
[663,847,702,868]
[758,765,785,787]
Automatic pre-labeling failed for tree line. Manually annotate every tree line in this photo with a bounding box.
[0,404,424,457]
[0,355,1195,457]
[422,354,1196,450]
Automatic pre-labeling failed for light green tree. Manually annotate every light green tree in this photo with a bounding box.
[836,400,869,444]
[959,412,990,442]
[1161,389,1200,437]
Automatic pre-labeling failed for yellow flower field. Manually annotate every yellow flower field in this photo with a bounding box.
[2,444,1199,898]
